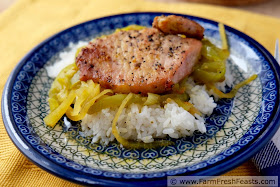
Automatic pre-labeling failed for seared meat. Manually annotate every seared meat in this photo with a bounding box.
[76,28,202,94]
[153,15,204,40]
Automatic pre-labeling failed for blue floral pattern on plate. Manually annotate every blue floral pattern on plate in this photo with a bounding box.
[2,13,280,186]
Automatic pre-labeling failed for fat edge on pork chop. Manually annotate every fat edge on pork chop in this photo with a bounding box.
[76,15,204,94]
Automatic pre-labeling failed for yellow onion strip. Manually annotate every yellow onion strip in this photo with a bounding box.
[112,93,173,149]
[88,94,127,114]
[71,80,96,116]
[219,23,228,50]
[48,97,60,112]
[207,74,258,99]
[48,63,78,106]
[44,90,76,127]
[184,102,202,116]
[166,98,201,116]
[66,89,113,121]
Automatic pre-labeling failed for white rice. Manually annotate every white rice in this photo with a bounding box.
[81,102,208,145]
[47,41,231,145]
[46,41,88,78]
[185,78,217,116]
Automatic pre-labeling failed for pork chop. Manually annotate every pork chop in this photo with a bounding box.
[76,27,202,94]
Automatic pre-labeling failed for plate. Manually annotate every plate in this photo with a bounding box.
[2,12,280,186]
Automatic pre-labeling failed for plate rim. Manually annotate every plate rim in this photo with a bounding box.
[2,12,280,186]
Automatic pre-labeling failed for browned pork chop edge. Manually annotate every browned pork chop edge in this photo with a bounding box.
[153,15,204,40]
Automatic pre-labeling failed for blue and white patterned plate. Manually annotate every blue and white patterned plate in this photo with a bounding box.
[2,13,280,186]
